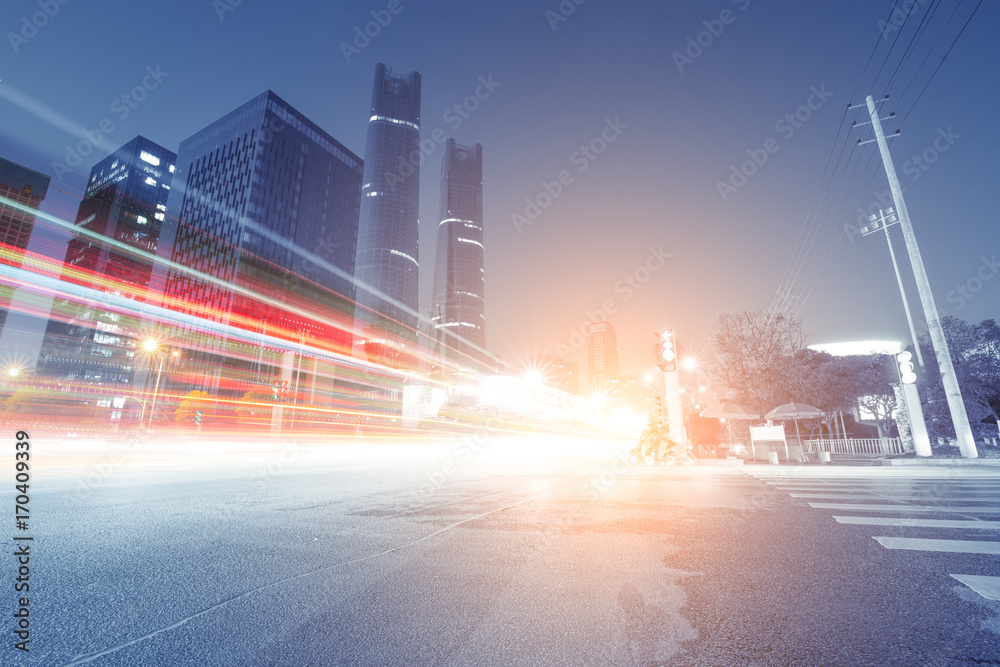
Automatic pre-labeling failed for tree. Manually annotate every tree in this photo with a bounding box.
[236,390,273,427]
[917,317,1000,439]
[176,390,210,425]
[843,354,898,438]
[709,311,807,413]
[2,388,38,414]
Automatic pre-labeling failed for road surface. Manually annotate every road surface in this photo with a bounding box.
[4,437,1000,665]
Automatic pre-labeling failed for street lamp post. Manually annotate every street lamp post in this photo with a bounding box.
[147,354,166,429]
[859,208,924,367]
[141,339,179,430]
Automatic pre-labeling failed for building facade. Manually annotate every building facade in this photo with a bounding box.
[353,64,422,353]
[0,158,49,339]
[534,355,579,395]
[36,137,175,387]
[587,320,620,388]
[431,140,486,370]
[150,90,363,400]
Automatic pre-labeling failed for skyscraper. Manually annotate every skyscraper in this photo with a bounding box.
[431,140,486,368]
[0,158,49,340]
[151,90,363,399]
[37,136,175,386]
[588,321,620,388]
[354,64,422,354]
[534,355,579,395]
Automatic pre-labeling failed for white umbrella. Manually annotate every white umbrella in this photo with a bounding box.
[765,402,825,446]
[699,401,760,420]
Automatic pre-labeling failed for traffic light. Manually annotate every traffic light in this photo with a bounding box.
[657,329,677,372]
[896,351,916,384]
[194,410,202,425]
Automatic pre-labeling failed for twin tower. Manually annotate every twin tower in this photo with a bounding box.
[355,64,486,370]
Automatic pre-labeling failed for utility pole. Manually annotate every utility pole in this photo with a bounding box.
[853,94,977,458]
[859,208,924,367]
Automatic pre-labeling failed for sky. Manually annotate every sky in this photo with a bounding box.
[1,0,998,382]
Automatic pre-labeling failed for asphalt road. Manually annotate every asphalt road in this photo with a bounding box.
[4,437,1000,666]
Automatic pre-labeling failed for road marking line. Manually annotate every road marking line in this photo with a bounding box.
[950,575,1000,600]
[58,481,576,665]
[873,536,1000,554]
[810,503,1000,513]
[834,516,1000,529]
[800,491,1000,503]
[775,484,1000,490]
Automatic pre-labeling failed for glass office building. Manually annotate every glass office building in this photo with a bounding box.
[588,321,620,389]
[36,137,174,386]
[354,64,422,352]
[0,158,49,339]
[150,90,363,398]
[431,140,486,369]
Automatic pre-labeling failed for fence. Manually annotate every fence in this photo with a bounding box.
[804,437,906,456]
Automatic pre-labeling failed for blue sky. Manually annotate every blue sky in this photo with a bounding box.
[1,0,997,376]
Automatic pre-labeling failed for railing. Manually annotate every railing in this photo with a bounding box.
[804,437,906,456]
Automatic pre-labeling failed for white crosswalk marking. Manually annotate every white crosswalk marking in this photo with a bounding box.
[792,493,1000,502]
[874,536,1000,554]
[834,516,1000,530]
[950,575,1000,600]
[809,503,1000,513]
[742,466,1000,600]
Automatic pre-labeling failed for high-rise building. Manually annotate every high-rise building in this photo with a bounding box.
[534,355,579,395]
[353,64,422,353]
[431,140,485,369]
[603,375,657,414]
[37,137,175,386]
[0,158,49,338]
[588,320,620,388]
[150,90,363,400]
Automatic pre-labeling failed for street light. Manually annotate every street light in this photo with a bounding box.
[140,340,180,429]
[859,208,924,367]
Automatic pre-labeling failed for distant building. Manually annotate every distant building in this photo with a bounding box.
[36,136,175,386]
[150,90,363,400]
[602,375,657,414]
[431,140,486,369]
[587,320,620,387]
[534,355,579,395]
[354,64,422,355]
[0,158,49,339]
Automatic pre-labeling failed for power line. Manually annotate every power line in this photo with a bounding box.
[767,0,985,323]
